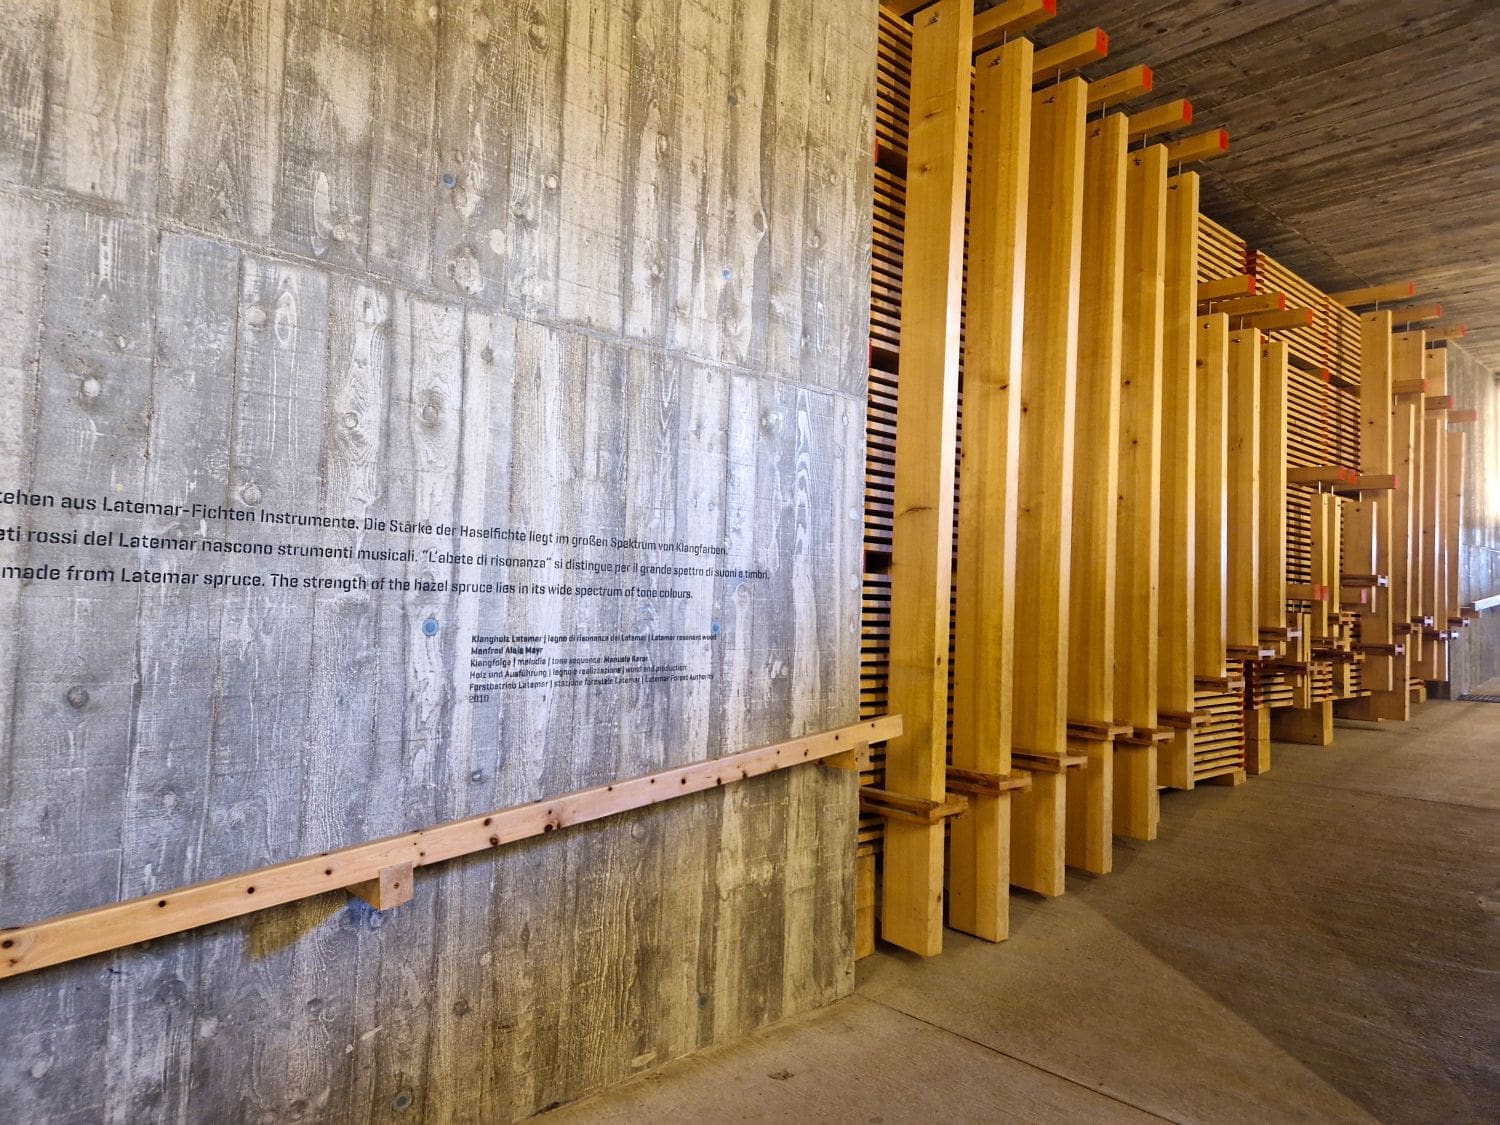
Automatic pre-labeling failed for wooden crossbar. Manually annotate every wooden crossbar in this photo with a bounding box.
[1086,64,1154,110]
[973,0,1058,52]
[0,715,902,980]
[1329,281,1415,307]
[1033,28,1109,81]
[1127,98,1192,141]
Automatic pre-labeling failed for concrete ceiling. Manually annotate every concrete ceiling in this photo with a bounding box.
[1011,0,1500,372]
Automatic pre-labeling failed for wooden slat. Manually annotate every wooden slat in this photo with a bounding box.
[882,0,972,959]
[1112,142,1168,844]
[1198,274,1257,301]
[1258,341,1289,636]
[948,36,1032,945]
[1165,128,1229,166]
[0,716,903,979]
[972,0,1058,52]
[1226,329,1261,650]
[1329,281,1416,307]
[1010,76,1087,898]
[1066,110,1127,878]
[1032,28,1109,81]
[1195,314,1230,679]
[1086,64,1154,111]
[1127,99,1193,141]
[1158,173,1200,789]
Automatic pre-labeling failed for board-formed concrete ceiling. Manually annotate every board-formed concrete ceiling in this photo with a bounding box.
[1005,0,1500,371]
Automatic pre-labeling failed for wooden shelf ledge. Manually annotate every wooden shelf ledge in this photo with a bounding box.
[0,715,903,980]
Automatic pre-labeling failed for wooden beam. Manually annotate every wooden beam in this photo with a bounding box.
[1425,323,1468,342]
[0,715,903,979]
[973,0,1058,52]
[1202,291,1285,315]
[1448,408,1479,424]
[949,36,1032,945]
[1226,330,1261,651]
[1230,307,1313,332]
[1414,414,1445,679]
[348,862,415,911]
[1113,142,1168,843]
[1424,348,1448,396]
[1010,76,1087,898]
[1127,98,1193,141]
[1391,303,1442,325]
[1330,281,1415,307]
[1086,64,1154,111]
[883,0,972,958]
[1165,128,1229,166]
[1032,28,1109,82]
[1198,274,1257,301]
[1258,341,1289,638]
[1195,314,1230,680]
[1158,172,1199,788]
[1066,109,1128,878]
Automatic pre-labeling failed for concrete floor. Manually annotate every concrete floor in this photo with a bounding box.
[552,700,1500,1123]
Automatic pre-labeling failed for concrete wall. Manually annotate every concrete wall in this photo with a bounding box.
[0,2,873,1119]
[1446,343,1500,694]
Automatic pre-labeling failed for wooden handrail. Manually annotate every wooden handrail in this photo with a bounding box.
[0,715,903,979]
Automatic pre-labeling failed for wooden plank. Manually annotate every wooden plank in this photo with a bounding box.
[1194,314,1229,679]
[949,37,1032,944]
[883,0,971,958]
[1010,76,1087,898]
[1199,275,1257,301]
[1158,173,1199,790]
[1330,281,1415,307]
[972,0,1058,52]
[1127,99,1193,141]
[1086,65,1154,111]
[1344,311,1394,692]
[1225,330,1261,651]
[1113,141,1168,843]
[1032,29,1108,81]
[1066,110,1127,877]
[1413,415,1445,680]
[1165,129,1229,166]
[0,716,901,979]
[1258,341,1289,637]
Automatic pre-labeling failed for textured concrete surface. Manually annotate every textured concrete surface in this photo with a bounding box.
[552,700,1500,1122]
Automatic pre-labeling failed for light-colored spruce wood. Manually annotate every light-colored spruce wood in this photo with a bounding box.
[1414,415,1445,679]
[1066,110,1126,876]
[1345,311,1395,691]
[949,36,1032,944]
[1257,341,1289,638]
[1115,147,1168,735]
[1112,142,1168,843]
[1159,174,1199,717]
[883,0,972,957]
[1086,65,1154,111]
[1225,331,1261,653]
[1272,701,1333,745]
[972,0,1058,52]
[1127,99,1193,141]
[1010,76,1087,898]
[0,716,902,980]
[1330,281,1415,307]
[1194,314,1230,679]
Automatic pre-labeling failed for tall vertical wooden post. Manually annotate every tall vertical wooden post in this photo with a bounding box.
[1225,330,1261,653]
[1344,311,1393,693]
[882,0,971,956]
[949,36,1032,944]
[1194,314,1230,682]
[1010,76,1087,897]
[1066,111,1127,876]
[1227,329,1267,772]
[1257,341,1289,641]
[1415,415,1445,680]
[1158,173,1200,788]
[1112,143,1168,842]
